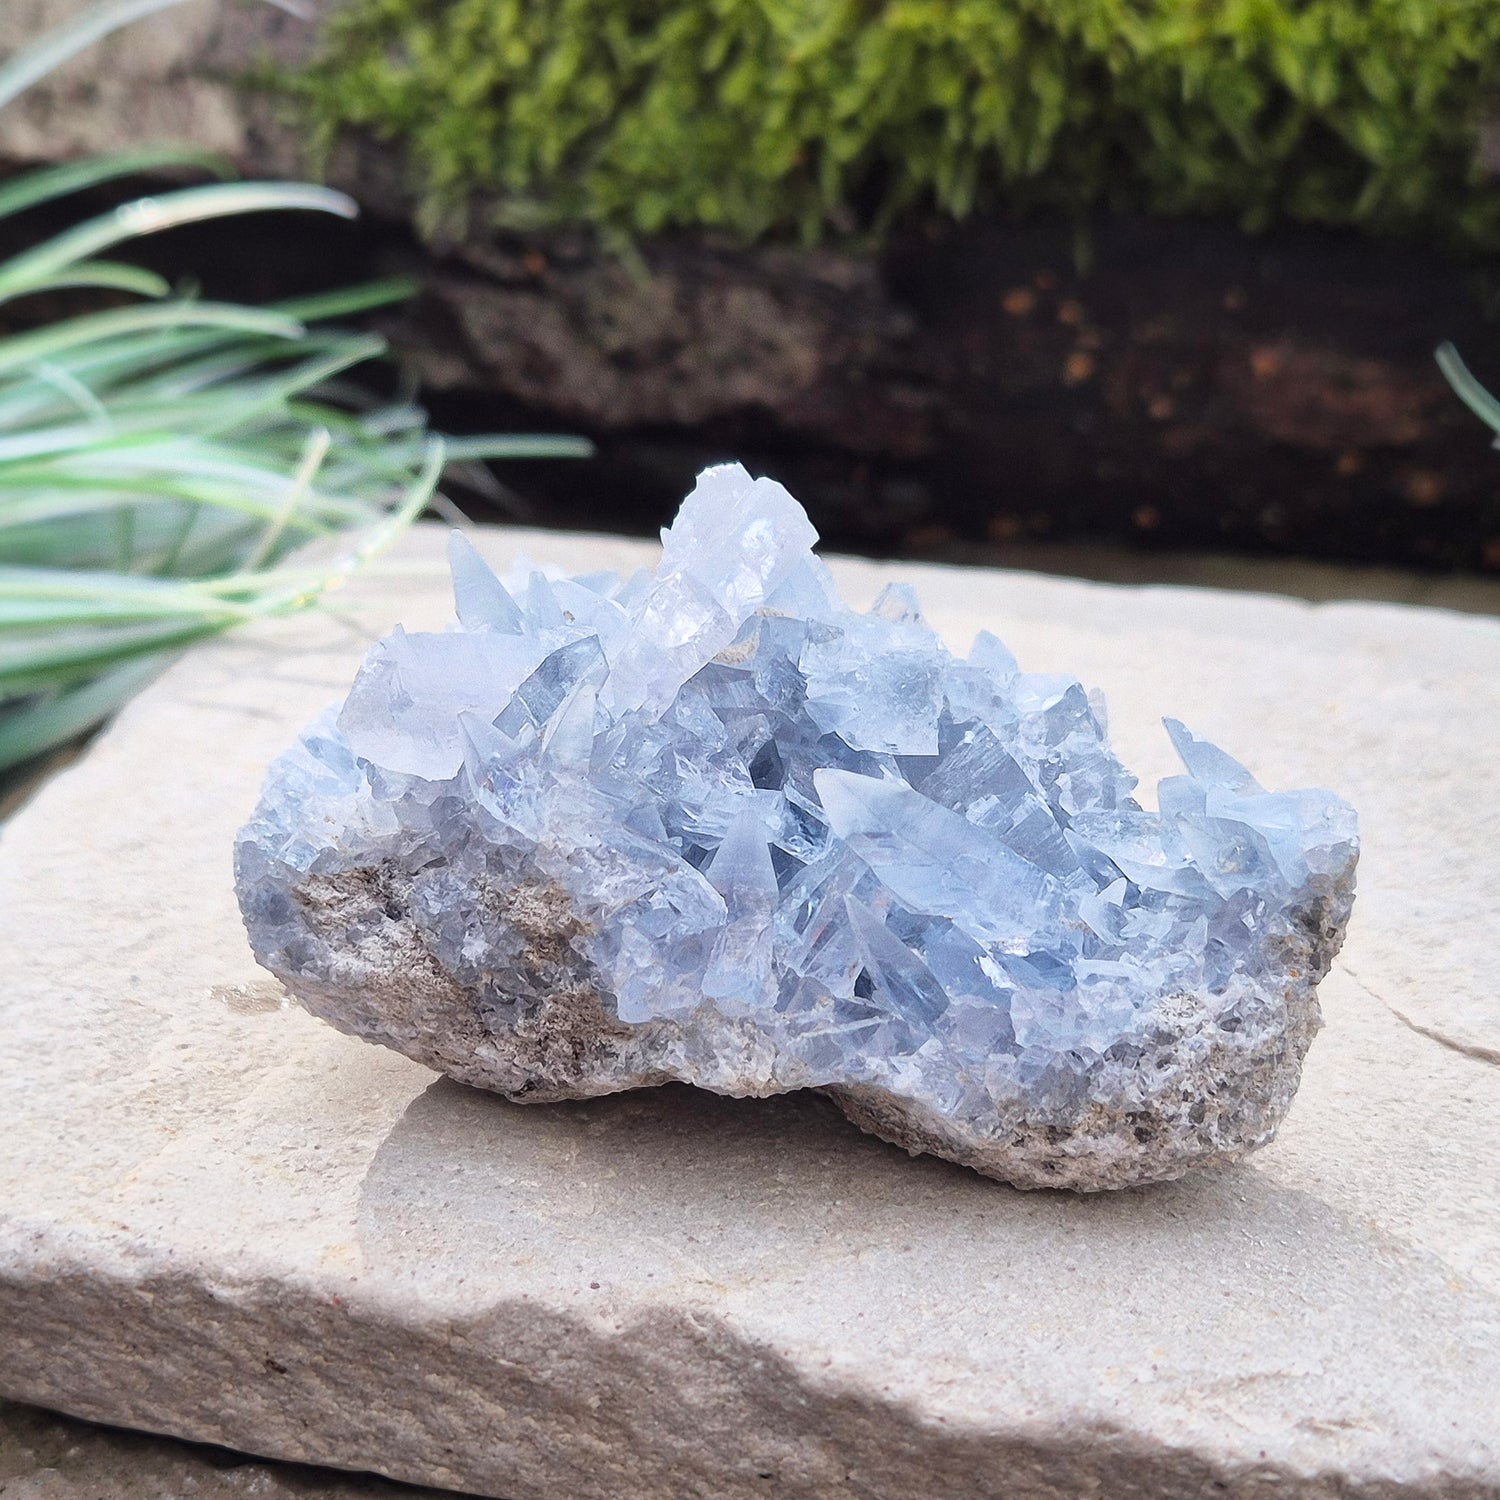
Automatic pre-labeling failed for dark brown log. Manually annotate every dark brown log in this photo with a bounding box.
[385,217,1499,573]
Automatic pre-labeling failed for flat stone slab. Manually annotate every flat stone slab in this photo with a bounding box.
[2,524,1498,1499]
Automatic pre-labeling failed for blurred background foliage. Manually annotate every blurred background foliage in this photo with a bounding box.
[294,0,1500,247]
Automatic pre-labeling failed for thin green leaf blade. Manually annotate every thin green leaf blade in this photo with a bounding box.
[0,147,232,221]
[0,182,357,301]
[0,654,164,772]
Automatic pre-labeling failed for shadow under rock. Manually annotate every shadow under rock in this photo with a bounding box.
[354,1079,1500,1401]
[342,1080,1500,1497]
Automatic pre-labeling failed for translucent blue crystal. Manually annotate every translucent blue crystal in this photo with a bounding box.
[236,463,1359,1190]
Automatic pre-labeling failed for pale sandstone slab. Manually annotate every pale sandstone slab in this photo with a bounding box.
[1,524,1497,1499]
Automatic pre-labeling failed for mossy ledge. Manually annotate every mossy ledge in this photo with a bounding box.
[291,0,1500,247]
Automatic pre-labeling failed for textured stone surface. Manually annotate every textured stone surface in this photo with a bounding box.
[1,524,1498,1498]
[237,468,1358,1191]
[0,0,321,173]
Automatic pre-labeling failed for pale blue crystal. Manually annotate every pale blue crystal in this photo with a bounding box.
[237,461,1359,1189]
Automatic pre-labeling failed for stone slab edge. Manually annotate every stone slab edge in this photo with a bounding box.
[7,1235,1479,1500]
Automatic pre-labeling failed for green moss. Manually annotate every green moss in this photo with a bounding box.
[293,0,1500,246]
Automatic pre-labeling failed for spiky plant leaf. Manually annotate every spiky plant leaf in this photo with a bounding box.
[0,0,588,778]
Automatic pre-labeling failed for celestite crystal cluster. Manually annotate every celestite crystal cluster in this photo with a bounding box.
[236,465,1358,1189]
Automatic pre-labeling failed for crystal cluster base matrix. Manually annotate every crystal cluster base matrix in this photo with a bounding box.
[236,465,1357,1189]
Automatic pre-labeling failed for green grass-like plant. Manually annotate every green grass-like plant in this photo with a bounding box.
[292,0,1500,247]
[1437,341,1500,440]
[0,0,589,775]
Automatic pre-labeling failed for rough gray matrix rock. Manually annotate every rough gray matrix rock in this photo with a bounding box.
[236,467,1358,1190]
